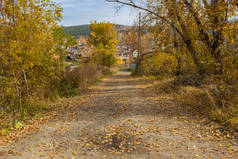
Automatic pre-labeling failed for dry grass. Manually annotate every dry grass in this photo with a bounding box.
[174,87,214,114]
[0,63,112,136]
[153,76,238,131]
[60,63,102,96]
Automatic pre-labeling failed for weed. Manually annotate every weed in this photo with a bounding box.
[209,109,229,122]
[228,117,238,131]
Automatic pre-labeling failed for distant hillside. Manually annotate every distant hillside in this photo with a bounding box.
[64,24,131,37]
[64,25,91,37]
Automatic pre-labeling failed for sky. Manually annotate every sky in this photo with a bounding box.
[53,0,138,26]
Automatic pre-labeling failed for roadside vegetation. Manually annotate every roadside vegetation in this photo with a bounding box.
[0,0,117,136]
[109,0,238,132]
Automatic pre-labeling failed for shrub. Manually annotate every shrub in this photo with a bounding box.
[172,83,238,130]
[229,107,238,117]
[222,53,238,84]
[59,63,99,96]
[174,87,216,115]
[88,21,118,68]
[92,48,116,68]
[137,52,178,76]
[98,65,112,76]
[209,109,229,123]
[228,117,238,131]
[173,74,203,86]
[154,78,179,94]
[214,83,238,108]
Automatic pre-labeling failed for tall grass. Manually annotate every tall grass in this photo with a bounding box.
[154,76,238,131]
[0,62,111,136]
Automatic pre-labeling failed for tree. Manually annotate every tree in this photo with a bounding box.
[106,0,238,75]
[88,21,118,67]
[0,0,65,122]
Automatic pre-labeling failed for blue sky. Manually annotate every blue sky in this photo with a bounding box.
[53,0,138,26]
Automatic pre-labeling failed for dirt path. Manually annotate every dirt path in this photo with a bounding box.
[0,70,238,159]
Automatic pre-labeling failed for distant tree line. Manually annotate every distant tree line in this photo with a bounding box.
[64,24,131,37]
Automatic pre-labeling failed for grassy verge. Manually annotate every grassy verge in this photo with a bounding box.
[0,63,114,137]
[151,75,238,132]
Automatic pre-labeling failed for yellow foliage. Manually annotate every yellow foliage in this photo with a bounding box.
[88,21,118,67]
[88,21,118,51]
[0,0,65,120]
[209,109,228,123]
[117,57,124,65]
[229,117,238,131]
[139,52,178,76]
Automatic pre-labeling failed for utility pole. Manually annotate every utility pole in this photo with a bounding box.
[135,12,142,71]
[134,12,142,71]
[138,12,142,58]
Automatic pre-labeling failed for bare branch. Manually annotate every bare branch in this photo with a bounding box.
[105,0,186,46]
[182,0,212,49]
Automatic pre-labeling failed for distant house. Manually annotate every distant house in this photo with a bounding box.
[133,50,139,58]
[79,43,85,49]
[66,54,76,61]
[66,45,82,61]
[117,53,130,65]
